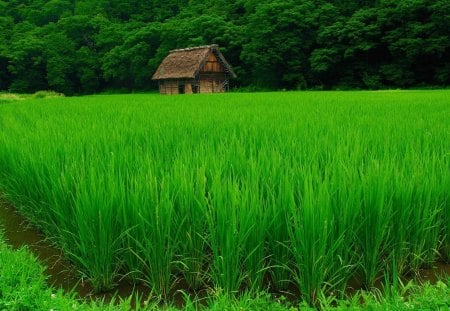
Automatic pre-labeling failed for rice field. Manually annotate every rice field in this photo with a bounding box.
[0,91,448,306]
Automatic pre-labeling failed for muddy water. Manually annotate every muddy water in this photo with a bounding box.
[0,195,91,295]
[0,195,152,303]
[417,262,450,283]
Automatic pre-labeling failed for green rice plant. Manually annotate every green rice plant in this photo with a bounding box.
[389,176,416,276]
[171,163,209,291]
[407,184,442,271]
[205,168,256,293]
[327,162,361,296]
[258,149,293,292]
[287,168,348,306]
[443,179,450,261]
[385,151,419,276]
[266,183,292,292]
[130,170,180,298]
[356,162,393,288]
[223,137,274,292]
[428,137,450,263]
[64,159,124,292]
[389,147,445,273]
[443,185,450,262]
[240,172,270,292]
[117,176,146,283]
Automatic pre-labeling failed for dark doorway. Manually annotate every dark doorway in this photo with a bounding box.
[178,84,185,94]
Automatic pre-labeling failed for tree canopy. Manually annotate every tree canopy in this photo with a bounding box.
[0,0,448,94]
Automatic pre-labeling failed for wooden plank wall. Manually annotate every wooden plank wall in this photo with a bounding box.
[201,53,224,73]
[160,80,178,95]
[185,83,193,94]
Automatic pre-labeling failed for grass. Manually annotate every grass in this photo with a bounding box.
[0,91,448,306]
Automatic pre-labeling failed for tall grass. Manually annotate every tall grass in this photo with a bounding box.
[0,91,448,305]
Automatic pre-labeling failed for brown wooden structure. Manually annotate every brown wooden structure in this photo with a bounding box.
[152,45,236,95]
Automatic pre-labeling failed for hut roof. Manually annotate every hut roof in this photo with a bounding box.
[152,44,236,80]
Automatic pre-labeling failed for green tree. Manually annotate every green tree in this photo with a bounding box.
[311,7,385,88]
[8,24,48,92]
[380,0,450,86]
[22,0,73,25]
[102,23,162,90]
[43,30,77,94]
[75,47,101,93]
[0,17,13,90]
[312,0,450,88]
[241,0,320,88]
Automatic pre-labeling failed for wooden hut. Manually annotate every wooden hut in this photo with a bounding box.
[152,44,236,95]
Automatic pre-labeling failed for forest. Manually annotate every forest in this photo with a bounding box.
[0,0,449,94]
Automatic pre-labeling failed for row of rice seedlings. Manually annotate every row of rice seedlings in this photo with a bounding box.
[443,160,450,261]
[436,144,450,262]
[267,177,292,291]
[241,163,273,291]
[205,169,250,293]
[173,164,209,290]
[357,162,393,288]
[383,140,447,274]
[67,161,124,292]
[288,171,336,305]
[133,171,179,298]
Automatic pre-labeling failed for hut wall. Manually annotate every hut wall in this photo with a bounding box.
[214,79,223,93]
[199,78,213,93]
[185,83,193,94]
[161,78,226,94]
[159,80,178,95]
[159,79,199,95]
[198,73,227,93]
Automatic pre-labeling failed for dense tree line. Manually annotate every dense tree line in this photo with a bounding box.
[0,0,448,94]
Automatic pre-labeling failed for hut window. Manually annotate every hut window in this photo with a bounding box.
[192,84,199,94]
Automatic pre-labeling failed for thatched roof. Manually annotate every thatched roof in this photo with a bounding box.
[152,44,236,80]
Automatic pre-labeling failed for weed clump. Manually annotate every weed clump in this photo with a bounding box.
[32,90,65,99]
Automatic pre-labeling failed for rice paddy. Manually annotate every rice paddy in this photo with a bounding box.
[0,91,448,306]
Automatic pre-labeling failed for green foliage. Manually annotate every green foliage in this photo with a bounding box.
[312,0,450,89]
[0,0,448,93]
[241,0,321,88]
[102,23,162,90]
[7,25,48,93]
